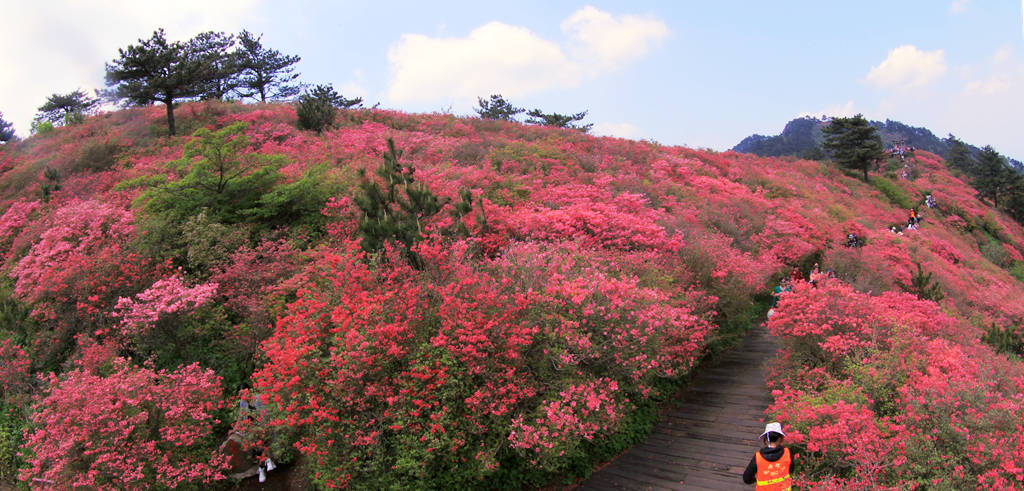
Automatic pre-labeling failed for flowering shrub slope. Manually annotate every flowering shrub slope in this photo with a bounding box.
[0,100,1020,487]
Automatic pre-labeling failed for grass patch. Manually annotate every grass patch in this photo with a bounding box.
[869,176,917,209]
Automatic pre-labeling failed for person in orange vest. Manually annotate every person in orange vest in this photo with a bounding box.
[742,422,793,490]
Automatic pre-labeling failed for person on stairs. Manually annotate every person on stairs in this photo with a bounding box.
[743,422,793,490]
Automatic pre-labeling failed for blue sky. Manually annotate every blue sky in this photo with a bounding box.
[3,1,1023,158]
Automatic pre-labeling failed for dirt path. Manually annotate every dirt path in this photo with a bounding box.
[580,324,779,490]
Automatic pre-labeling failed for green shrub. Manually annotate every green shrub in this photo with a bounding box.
[982,323,1024,358]
[980,239,1008,267]
[869,176,916,210]
[0,402,27,483]
[31,120,54,135]
[132,123,284,264]
[73,140,122,173]
[295,84,358,133]
[1010,262,1024,283]
[245,163,346,239]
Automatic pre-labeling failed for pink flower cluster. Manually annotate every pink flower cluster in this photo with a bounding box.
[21,359,228,489]
[113,274,218,338]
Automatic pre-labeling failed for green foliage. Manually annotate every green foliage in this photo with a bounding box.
[234,30,303,102]
[902,261,944,302]
[35,89,99,126]
[114,174,168,192]
[354,138,449,268]
[181,211,248,274]
[134,122,283,264]
[979,239,1009,268]
[188,31,239,101]
[800,145,827,161]
[822,114,885,181]
[0,280,37,350]
[0,112,14,143]
[31,120,54,136]
[132,304,258,397]
[982,323,1024,358]
[944,134,975,173]
[525,109,592,133]
[40,167,61,202]
[733,117,825,157]
[1010,262,1024,283]
[105,29,235,135]
[0,402,27,483]
[295,84,361,133]
[245,163,344,238]
[73,140,123,173]
[869,176,916,209]
[475,94,524,121]
[974,145,1018,208]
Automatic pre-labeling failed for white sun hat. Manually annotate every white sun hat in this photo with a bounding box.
[760,422,785,439]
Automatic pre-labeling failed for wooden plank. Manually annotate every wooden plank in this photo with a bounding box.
[578,324,781,491]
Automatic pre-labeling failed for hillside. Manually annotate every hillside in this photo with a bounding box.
[734,116,1024,169]
[0,101,1022,489]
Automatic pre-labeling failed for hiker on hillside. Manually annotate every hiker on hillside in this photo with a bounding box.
[845,233,860,248]
[808,263,822,288]
[743,422,793,489]
[789,268,802,283]
[926,194,936,209]
[768,279,791,318]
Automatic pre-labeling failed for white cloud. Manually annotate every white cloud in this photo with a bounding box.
[591,122,643,140]
[560,6,670,73]
[950,0,971,13]
[962,46,1019,95]
[964,76,1011,95]
[385,6,669,105]
[797,101,857,119]
[386,22,577,104]
[0,0,261,137]
[874,47,1024,158]
[865,45,948,89]
[338,69,369,101]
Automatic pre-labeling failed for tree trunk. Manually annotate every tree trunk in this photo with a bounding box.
[165,98,176,136]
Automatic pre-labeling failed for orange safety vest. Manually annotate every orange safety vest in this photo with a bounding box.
[755,447,792,491]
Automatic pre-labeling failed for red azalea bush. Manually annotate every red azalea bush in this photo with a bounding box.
[0,339,29,399]
[21,359,228,490]
[1,102,1024,488]
[113,274,218,338]
[766,281,1024,489]
[251,237,715,488]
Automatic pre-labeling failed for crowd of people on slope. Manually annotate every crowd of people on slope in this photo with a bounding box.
[890,142,916,162]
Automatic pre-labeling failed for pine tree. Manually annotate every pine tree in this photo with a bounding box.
[0,112,14,143]
[821,114,885,181]
[354,138,447,269]
[475,94,524,121]
[295,84,361,133]
[35,89,100,126]
[525,109,592,132]
[904,261,944,302]
[189,31,238,101]
[234,30,302,102]
[974,146,1015,208]
[105,29,232,136]
[944,134,975,174]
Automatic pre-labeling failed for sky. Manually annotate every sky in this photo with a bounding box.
[2,0,1024,159]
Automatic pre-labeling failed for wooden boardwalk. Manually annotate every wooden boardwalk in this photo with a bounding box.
[580,324,780,490]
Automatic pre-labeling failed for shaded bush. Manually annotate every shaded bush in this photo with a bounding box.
[72,140,122,173]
